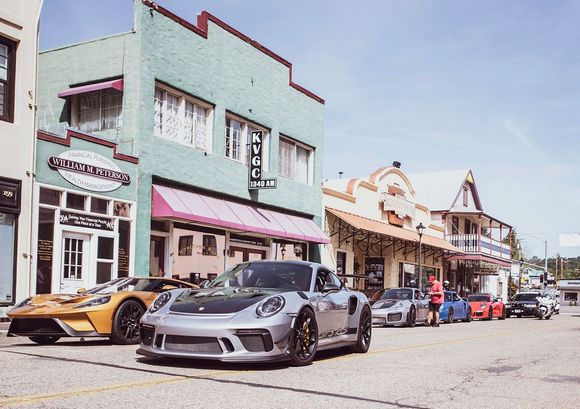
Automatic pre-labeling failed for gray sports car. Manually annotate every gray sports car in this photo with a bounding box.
[371,287,429,327]
[137,260,372,366]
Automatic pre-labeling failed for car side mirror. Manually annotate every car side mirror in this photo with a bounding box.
[77,288,86,294]
[199,279,211,288]
[321,283,340,293]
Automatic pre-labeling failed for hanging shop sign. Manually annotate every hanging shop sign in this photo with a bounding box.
[381,185,415,226]
[48,150,131,192]
[0,178,20,212]
[59,211,114,231]
[248,131,276,190]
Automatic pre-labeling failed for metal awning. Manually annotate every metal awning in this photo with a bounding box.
[152,185,330,244]
[58,79,124,98]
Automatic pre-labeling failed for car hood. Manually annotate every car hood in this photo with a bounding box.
[371,299,402,309]
[9,293,105,314]
[169,287,282,314]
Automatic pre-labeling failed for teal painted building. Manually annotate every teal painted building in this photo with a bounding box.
[35,1,327,292]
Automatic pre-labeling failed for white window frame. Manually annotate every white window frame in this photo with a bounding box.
[224,113,270,171]
[154,82,214,153]
[278,135,314,185]
[71,89,123,133]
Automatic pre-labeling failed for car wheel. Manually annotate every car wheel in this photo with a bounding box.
[447,308,454,324]
[28,336,61,345]
[487,307,493,321]
[499,307,506,320]
[464,307,472,322]
[351,306,372,353]
[288,308,318,366]
[406,306,417,328]
[110,300,145,345]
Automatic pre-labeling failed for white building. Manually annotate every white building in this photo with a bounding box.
[0,0,43,319]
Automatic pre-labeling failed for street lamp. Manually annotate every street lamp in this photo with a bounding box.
[416,223,425,291]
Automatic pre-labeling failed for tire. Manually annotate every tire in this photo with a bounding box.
[351,306,372,353]
[487,307,493,321]
[288,308,318,366]
[545,314,552,320]
[28,336,60,345]
[498,307,506,320]
[110,300,145,345]
[406,306,417,328]
[446,308,454,324]
[463,307,472,322]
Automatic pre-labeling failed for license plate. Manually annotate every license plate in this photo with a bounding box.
[513,309,522,313]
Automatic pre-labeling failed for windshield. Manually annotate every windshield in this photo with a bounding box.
[378,288,413,300]
[84,278,179,294]
[210,262,312,291]
[468,295,490,302]
[84,278,129,294]
[513,293,540,301]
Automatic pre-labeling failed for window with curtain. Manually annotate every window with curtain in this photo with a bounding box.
[154,83,211,151]
[224,116,269,169]
[77,89,123,132]
[0,212,16,303]
[278,136,313,185]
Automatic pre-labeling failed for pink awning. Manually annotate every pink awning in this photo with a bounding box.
[151,185,330,244]
[58,79,124,98]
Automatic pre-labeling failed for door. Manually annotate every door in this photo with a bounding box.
[60,232,90,294]
[314,269,349,338]
[149,236,165,277]
[414,289,429,321]
[452,292,465,317]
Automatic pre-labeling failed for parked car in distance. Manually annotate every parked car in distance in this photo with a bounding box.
[371,287,429,327]
[505,292,542,318]
[439,291,472,323]
[138,261,372,366]
[467,293,506,320]
[7,277,197,345]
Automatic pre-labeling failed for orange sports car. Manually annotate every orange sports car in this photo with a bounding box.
[467,293,506,320]
[7,277,197,345]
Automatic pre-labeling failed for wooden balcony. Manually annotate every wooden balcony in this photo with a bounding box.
[447,234,511,260]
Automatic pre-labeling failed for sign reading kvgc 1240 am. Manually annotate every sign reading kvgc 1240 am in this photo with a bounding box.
[249,131,276,190]
[48,150,131,192]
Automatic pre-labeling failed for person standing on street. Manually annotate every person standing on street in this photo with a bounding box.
[427,275,444,327]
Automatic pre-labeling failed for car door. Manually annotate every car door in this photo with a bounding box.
[414,289,428,321]
[314,268,348,338]
[452,292,465,317]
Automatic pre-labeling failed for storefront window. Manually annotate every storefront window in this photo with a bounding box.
[202,235,217,256]
[117,220,130,278]
[91,197,109,214]
[172,226,225,280]
[179,235,193,256]
[36,208,55,294]
[365,258,384,292]
[66,193,86,211]
[399,262,440,293]
[39,187,61,206]
[0,212,15,303]
[564,292,578,302]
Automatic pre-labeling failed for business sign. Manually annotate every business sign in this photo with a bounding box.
[381,186,415,227]
[559,280,580,288]
[0,179,20,211]
[248,131,276,190]
[59,211,114,231]
[48,150,131,192]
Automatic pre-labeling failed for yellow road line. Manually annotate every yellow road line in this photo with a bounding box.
[0,370,240,407]
[0,322,561,406]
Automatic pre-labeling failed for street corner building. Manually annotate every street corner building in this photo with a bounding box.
[0,1,43,319]
[33,0,328,295]
[321,165,460,297]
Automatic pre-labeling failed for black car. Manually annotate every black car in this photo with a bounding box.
[505,292,541,318]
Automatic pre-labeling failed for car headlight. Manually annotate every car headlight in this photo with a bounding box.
[73,296,111,309]
[149,292,172,313]
[256,295,285,318]
[394,302,404,310]
[12,297,32,309]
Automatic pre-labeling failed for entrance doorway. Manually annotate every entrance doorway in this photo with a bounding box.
[150,236,166,277]
[60,232,90,293]
[228,246,266,266]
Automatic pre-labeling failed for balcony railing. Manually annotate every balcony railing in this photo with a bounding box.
[447,234,511,260]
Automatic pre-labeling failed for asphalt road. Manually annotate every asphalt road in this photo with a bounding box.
[0,311,579,409]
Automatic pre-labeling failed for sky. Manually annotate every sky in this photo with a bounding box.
[39,0,580,258]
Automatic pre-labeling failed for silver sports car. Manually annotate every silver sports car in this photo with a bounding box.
[137,261,372,366]
[371,287,429,327]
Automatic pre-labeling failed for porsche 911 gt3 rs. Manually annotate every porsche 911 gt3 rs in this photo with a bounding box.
[137,261,372,366]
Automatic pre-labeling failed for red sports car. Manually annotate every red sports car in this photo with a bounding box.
[468,293,506,320]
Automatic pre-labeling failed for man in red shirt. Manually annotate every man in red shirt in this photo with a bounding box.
[427,275,444,327]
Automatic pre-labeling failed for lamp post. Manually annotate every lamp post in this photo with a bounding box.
[416,223,425,292]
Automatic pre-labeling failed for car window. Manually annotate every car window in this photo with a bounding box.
[414,290,424,300]
[316,269,339,292]
[444,292,453,302]
[453,294,461,301]
[328,272,343,287]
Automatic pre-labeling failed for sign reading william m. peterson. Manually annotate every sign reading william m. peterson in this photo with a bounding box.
[249,131,276,190]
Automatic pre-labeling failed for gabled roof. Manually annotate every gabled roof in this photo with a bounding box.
[408,169,482,212]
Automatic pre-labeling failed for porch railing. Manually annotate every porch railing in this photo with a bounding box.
[447,234,511,259]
